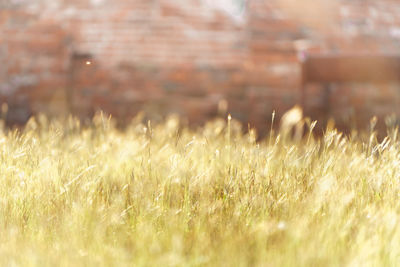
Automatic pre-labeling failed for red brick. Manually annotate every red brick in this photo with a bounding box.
[1,0,400,131]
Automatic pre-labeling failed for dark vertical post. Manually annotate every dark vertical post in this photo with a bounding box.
[323,84,333,118]
[67,52,93,116]
[299,51,308,113]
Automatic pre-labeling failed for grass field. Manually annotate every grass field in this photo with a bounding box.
[0,110,400,266]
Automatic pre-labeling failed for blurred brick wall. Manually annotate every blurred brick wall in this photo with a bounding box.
[1,0,400,131]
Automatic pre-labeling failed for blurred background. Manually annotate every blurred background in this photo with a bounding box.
[1,0,400,133]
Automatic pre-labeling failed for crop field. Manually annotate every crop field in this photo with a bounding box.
[0,110,400,266]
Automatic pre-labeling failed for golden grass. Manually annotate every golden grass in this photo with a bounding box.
[0,111,399,266]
